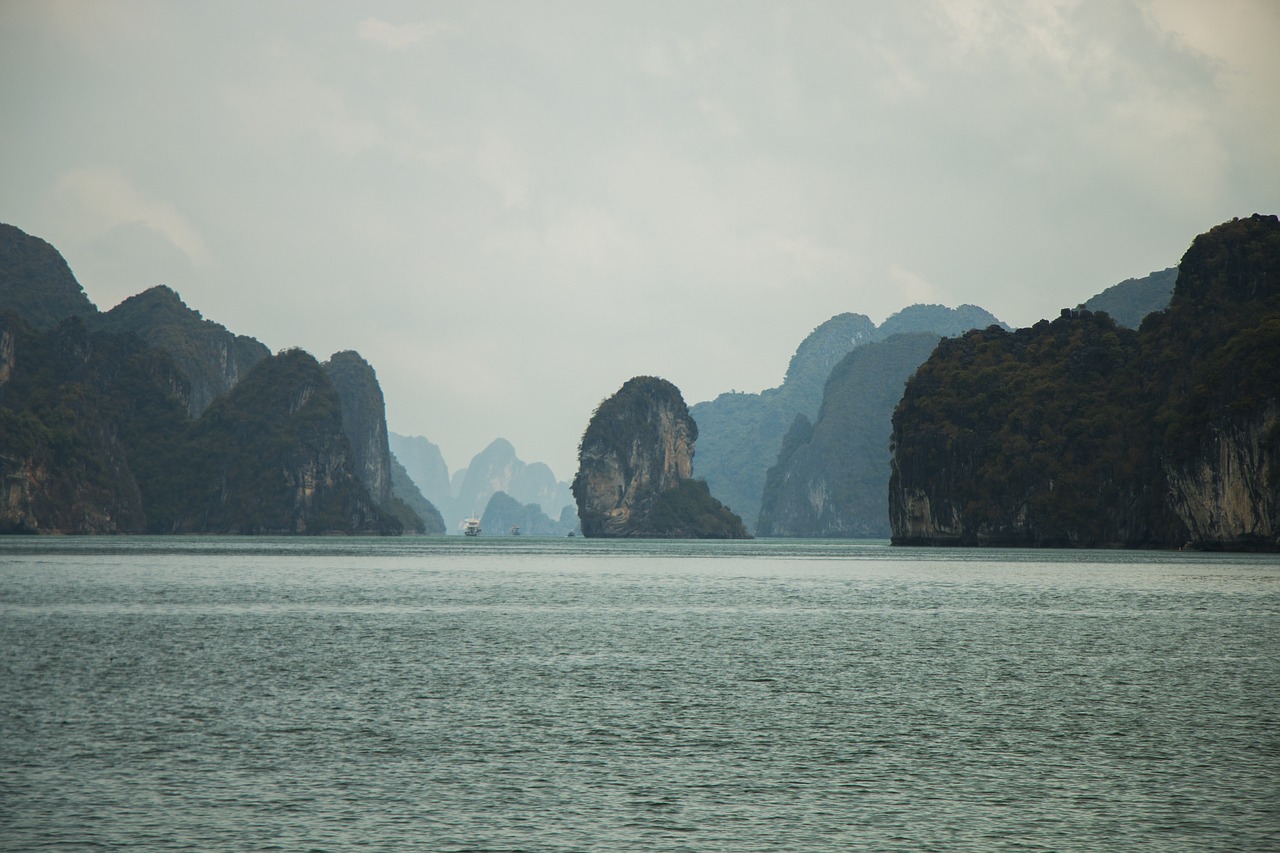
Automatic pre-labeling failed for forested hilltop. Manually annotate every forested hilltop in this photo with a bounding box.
[890,214,1279,550]
[0,223,442,534]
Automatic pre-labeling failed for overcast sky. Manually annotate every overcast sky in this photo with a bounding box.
[2,1,1277,480]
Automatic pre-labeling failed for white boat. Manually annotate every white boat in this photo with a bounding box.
[462,517,481,536]
[509,524,521,535]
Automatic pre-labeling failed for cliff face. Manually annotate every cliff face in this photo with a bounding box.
[573,376,747,538]
[1165,404,1278,549]
[94,285,269,417]
[890,214,1280,550]
[0,314,188,534]
[758,333,942,537]
[175,349,398,534]
[323,350,394,507]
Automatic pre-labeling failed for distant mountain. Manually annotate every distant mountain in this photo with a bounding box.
[389,452,446,534]
[1079,267,1177,329]
[692,304,1004,533]
[94,285,269,417]
[758,333,943,537]
[0,224,97,329]
[389,432,453,520]
[480,491,578,536]
[451,438,574,533]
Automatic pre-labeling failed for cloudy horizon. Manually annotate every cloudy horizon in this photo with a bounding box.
[3,1,1277,480]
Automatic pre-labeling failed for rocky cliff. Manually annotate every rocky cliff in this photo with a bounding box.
[389,431,453,520]
[94,285,269,417]
[573,376,747,538]
[173,349,399,534]
[0,313,188,533]
[323,350,394,506]
[889,214,1280,550]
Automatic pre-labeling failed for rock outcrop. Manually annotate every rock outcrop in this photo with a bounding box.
[174,349,400,534]
[94,285,269,418]
[573,376,748,538]
[323,350,394,506]
[889,214,1280,550]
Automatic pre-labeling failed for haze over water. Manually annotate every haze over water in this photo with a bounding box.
[2,538,1277,851]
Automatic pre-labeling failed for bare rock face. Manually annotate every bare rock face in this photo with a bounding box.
[573,376,748,538]
[323,350,393,507]
[1166,401,1279,550]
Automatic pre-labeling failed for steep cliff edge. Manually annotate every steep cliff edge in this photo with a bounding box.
[0,313,190,533]
[1154,215,1280,549]
[573,376,748,538]
[323,351,394,506]
[94,285,269,417]
[173,349,400,534]
[889,214,1280,550]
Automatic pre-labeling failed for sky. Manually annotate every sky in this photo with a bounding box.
[2,1,1277,481]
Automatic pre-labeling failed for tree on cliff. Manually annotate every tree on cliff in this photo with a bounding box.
[573,376,749,538]
[889,214,1280,550]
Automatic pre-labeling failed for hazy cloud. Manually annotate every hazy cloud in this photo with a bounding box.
[356,17,455,51]
[51,167,209,266]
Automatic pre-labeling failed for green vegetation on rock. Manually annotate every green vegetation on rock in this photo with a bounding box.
[890,214,1280,550]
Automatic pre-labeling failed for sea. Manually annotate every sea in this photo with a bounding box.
[1,536,1277,852]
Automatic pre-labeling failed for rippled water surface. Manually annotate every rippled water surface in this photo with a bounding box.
[2,537,1278,851]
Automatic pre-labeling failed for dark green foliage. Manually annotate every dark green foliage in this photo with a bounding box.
[0,224,97,329]
[579,376,695,460]
[1079,267,1177,329]
[891,214,1280,549]
[759,333,942,537]
[891,313,1178,546]
[645,480,750,539]
[172,349,400,534]
[93,285,269,417]
[0,313,183,533]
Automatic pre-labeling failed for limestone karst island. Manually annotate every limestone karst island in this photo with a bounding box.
[1,214,1277,548]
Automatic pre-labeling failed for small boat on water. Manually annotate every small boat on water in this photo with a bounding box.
[509,524,521,535]
[462,517,481,536]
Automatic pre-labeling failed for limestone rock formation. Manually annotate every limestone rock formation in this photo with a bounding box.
[573,376,748,538]
[889,214,1280,550]
[94,285,269,417]
[323,350,394,506]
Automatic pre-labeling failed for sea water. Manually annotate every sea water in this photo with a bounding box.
[1,537,1277,851]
